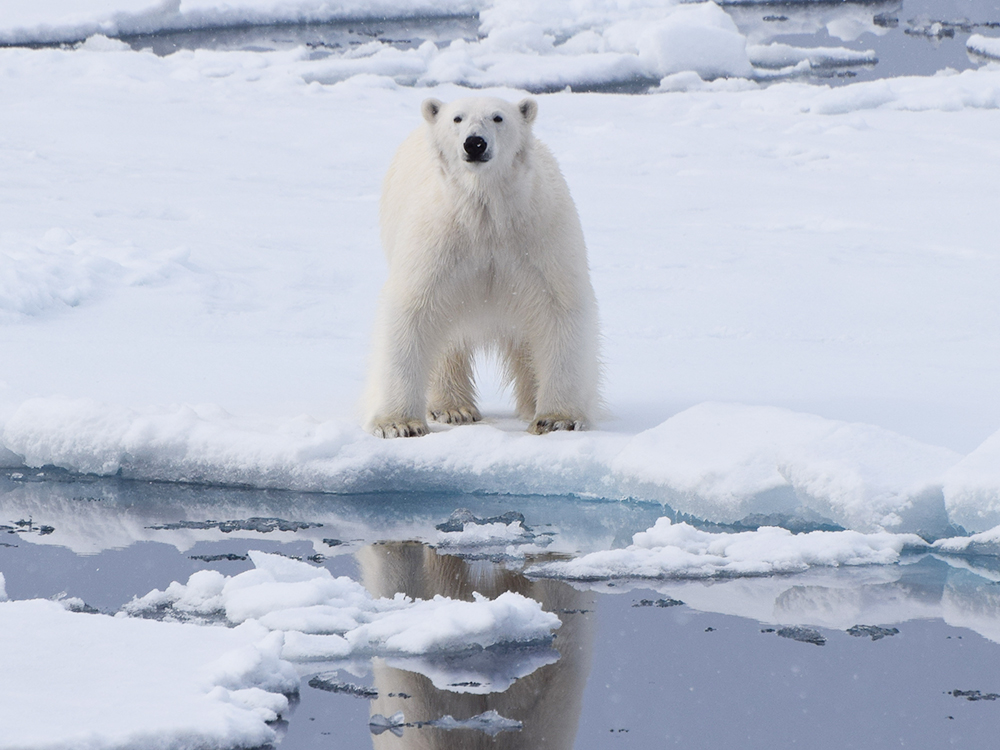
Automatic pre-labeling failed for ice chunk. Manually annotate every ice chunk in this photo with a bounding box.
[125,551,561,679]
[968,34,1000,60]
[934,524,1000,557]
[776,625,826,646]
[527,516,926,581]
[847,624,898,641]
[636,3,753,80]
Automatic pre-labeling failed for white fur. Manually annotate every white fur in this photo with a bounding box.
[364,96,600,438]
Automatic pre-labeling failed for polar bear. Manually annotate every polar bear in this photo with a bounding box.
[364,96,600,438]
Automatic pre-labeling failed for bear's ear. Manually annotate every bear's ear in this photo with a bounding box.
[421,98,444,124]
[517,98,538,125]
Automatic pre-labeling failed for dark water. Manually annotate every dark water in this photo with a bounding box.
[119,15,481,59]
[3,471,1000,749]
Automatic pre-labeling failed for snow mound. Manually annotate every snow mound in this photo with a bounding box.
[124,550,561,692]
[612,403,960,535]
[943,430,1000,532]
[527,516,927,581]
[0,598,298,750]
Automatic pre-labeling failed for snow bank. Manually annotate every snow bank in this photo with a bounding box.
[611,403,960,534]
[1,399,965,534]
[526,516,925,580]
[0,597,297,750]
[125,550,561,691]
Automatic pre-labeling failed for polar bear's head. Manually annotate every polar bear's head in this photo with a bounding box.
[421,96,538,175]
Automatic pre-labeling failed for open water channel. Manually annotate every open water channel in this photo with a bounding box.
[3,467,1000,749]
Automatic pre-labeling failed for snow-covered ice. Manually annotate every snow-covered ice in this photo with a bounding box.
[124,550,561,689]
[0,598,298,750]
[527,516,926,580]
[2,5,999,536]
[968,34,1000,61]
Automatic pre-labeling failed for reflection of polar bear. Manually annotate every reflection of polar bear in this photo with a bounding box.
[358,542,595,750]
[365,97,600,438]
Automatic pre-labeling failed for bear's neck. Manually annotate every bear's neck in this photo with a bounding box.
[443,149,534,239]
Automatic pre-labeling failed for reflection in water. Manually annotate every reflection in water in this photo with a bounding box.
[358,542,596,749]
[609,554,1000,645]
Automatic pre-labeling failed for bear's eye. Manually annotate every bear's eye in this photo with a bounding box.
[453,116,463,123]
[493,115,503,123]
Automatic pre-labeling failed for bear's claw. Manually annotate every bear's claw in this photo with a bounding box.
[429,406,482,425]
[530,415,585,434]
[372,419,429,439]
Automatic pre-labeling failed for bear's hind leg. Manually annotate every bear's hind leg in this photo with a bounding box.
[427,346,481,425]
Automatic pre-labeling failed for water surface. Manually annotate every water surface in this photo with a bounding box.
[3,471,999,749]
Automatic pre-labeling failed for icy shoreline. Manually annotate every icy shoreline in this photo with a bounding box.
[3,399,996,535]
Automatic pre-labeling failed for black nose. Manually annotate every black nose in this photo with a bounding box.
[464,135,488,160]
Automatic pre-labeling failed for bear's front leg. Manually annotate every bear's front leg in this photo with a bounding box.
[526,303,600,435]
[366,295,441,439]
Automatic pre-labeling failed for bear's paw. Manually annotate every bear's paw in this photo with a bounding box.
[372,418,430,439]
[529,415,586,435]
[429,406,482,425]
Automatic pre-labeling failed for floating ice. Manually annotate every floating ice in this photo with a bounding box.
[124,550,561,690]
[932,524,1000,557]
[968,34,1000,60]
[526,516,927,581]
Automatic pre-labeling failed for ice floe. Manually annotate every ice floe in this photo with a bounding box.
[123,550,561,691]
[968,33,1000,60]
[526,516,927,581]
[0,598,298,750]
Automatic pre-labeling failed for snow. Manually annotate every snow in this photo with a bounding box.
[0,599,298,750]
